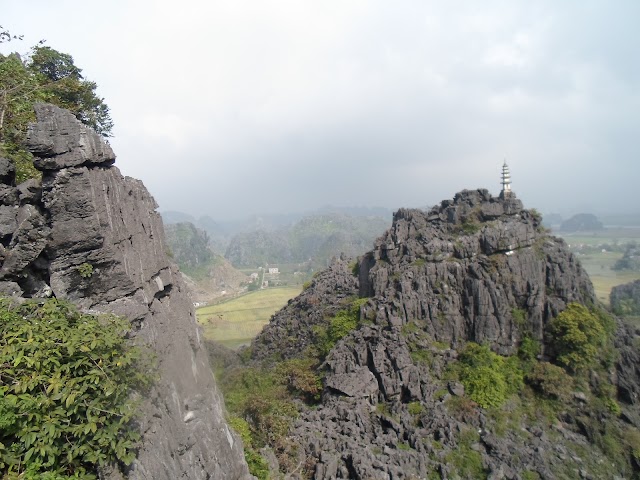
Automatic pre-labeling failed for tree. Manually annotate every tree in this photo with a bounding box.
[28,46,113,136]
[546,303,606,372]
[0,26,23,44]
[0,298,153,478]
[0,41,113,182]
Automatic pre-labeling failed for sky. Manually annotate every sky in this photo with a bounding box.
[2,0,639,220]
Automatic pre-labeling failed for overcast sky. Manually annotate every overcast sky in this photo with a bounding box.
[2,1,639,220]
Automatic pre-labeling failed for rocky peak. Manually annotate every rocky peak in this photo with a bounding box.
[358,188,593,353]
[0,104,250,479]
[246,190,637,479]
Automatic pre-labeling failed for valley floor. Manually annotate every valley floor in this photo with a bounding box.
[196,286,302,349]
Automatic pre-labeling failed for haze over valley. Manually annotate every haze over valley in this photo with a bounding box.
[2,2,640,479]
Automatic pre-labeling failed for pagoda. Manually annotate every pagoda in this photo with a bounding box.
[499,161,514,199]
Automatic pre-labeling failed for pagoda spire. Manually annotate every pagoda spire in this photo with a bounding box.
[500,161,513,199]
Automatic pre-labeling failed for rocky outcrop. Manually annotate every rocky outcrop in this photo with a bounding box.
[358,189,594,354]
[0,104,250,479]
[248,189,640,479]
[254,189,594,364]
[611,279,640,316]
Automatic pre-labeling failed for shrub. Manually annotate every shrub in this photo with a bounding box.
[0,298,152,478]
[546,303,607,372]
[349,260,360,277]
[221,367,297,448]
[227,416,270,480]
[315,298,367,357]
[407,402,423,416]
[455,343,523,408]
[76,262,94,278]
[526,362,573,400]
[518,336,541,373]
[512,307,527,329]
[444,428,486,478]
[275,358,322,403]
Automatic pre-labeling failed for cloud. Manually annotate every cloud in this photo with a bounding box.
[1,0,639,219]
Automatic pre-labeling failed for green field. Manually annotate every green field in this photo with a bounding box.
[577,251,640,305]
[557,228,640,306]
[196,286,302,349]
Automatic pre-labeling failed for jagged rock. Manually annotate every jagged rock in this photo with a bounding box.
[0,104,251,479]
[0,184,19,206]
[614,319,640,405]
[17,178,41,204]
[25,103,116,170]
[0,157,15,184]
[248,188,632,479]
[0,205,17,239]
[0,204,49,279]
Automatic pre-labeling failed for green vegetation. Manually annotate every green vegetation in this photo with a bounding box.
[558,229,640,305]
[454,220,481,235]
[407,401,423,416]
[0,298,151,479]
[313,298,368,357]
[197,286,302,349]
[349,260,360,276]
[546,303,608,373]
[1,43,112,182]
[526,362,573,401]
[450,343,523,409]
[444,428,486,479]
[76,262,93,278]
[221,358,322,475]
[163,222,219,281]
[511,307,527,329]
[226,417,269,480]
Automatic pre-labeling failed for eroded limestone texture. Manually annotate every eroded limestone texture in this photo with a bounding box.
[0,104,250,479]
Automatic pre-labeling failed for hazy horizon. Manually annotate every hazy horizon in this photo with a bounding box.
[2,1,639,220]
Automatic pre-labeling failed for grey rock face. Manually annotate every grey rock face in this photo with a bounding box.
[0,104,250,479]
[250,188,618,479]
[358,189,593,354]
[0,157,15,184]
[25,104,116,170]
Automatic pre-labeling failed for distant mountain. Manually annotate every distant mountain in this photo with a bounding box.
[224,230,293,268]
[164,222,247,301]
[224,213,390,268]
[160,210,196,225]
[560,213,604,232]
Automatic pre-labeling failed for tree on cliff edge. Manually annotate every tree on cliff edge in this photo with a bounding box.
[0,31,112,181]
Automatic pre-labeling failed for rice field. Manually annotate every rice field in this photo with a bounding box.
[196,286,302,349]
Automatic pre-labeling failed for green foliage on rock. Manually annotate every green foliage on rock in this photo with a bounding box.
[221,355,323,474]
[227,416,270,480]
[0,44,112,182]
[546,303,608,372]
[526,362,573,401]
[221,357,321,446]
[454,343,523,409]
[314,298,368,357]
[0,298,152,479]
[76,262,94,278]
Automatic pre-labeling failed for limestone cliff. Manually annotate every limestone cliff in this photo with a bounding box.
[0,104,250,479]
[249,189,640,479]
